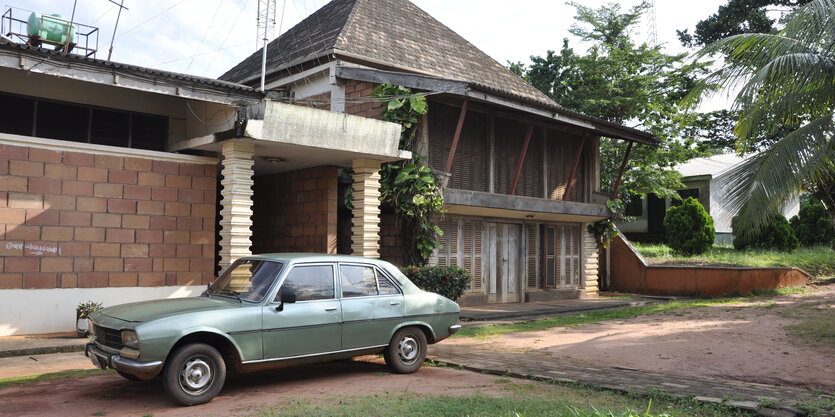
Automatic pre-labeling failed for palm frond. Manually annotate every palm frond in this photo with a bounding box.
[717,113,835,238]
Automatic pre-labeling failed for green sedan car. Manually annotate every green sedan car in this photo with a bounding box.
[85,254,461,406]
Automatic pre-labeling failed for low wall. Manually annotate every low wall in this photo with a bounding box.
[610,235,809,297]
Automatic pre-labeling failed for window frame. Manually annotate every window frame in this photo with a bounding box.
[337,262,403,299]
[271,262,338,304]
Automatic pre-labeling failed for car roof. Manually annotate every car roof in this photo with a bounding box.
[244,253,392,265]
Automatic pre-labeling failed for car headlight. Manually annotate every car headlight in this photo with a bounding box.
[121,330,139,348]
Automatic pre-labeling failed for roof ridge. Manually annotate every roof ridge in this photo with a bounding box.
[332,0,363,51]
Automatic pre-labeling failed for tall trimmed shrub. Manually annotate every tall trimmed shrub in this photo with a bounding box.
[790,198,835,247]
[663,197,715,255]
[400,265,471,301]
[733,214,799,252]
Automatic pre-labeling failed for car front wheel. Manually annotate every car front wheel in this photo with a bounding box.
[384,327,427,374]
[162,343,226,406]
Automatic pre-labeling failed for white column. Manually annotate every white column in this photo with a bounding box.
[219,142,255,269]
[351,159,382,258]
[583,224,600,297]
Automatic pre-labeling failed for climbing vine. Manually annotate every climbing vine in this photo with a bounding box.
[587,199,625,248]
[372,83,444,265]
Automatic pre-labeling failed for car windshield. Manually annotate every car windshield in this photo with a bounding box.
[208,259,284,303]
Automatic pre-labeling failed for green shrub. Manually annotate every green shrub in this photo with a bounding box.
[663,197,715,255]
[733,214,799,252]
[790,197,835,247]
[400,265,471,301]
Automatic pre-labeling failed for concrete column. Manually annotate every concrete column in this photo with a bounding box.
[351,159,382,258]
[219,142,255,270]
[582,224,600,297]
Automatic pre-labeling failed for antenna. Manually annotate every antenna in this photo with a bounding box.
[257,0,277,91]
[647,0,658,46]
[106,0,128,61]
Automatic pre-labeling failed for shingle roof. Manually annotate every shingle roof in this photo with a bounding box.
[219,0,557,108]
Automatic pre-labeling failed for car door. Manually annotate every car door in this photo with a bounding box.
[339,263,404,350]
[261,263,342,359]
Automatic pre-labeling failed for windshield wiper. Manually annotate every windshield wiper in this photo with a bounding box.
[212,288,243,303]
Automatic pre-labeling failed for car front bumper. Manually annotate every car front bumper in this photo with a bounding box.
[85,343,163,380]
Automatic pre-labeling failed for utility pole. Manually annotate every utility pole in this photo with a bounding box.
[257,0,277,92]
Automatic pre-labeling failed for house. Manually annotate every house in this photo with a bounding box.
[618,153,800,245]
[0,28,402,334]
[220,0,657,305]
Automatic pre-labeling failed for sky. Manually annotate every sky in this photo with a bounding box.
[9,0,727,100]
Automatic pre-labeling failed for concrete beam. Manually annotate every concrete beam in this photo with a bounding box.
[444,189,609,220]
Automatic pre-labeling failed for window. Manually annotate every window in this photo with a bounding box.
[209,259,283,302]
[0,94,34,135]
[672,189,700,207]
[278,265,334,302]
[377,274,400,295]
[340,265,378,297]
[541,224,581,288]
[625,196,643,217]
[0,92,168,151]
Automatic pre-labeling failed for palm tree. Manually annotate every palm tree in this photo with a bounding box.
[687,0,835,237]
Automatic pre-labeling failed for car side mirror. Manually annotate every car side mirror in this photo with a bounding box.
[275,291,296,311]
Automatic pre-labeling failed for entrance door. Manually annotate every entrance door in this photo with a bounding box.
[486,223,522,303]
[647,193,666,235]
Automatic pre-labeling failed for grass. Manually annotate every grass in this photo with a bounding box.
[255,380,751,417]
[632,243,835,279]
[778,300,835,352]
[0,369,113,389]
[453,295,783,340]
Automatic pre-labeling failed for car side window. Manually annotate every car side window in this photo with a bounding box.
[377,273,400,295]
[340,265,378,297]
[277,265,334,302]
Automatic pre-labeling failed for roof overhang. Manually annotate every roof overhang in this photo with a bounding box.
[444,189,608,222]
[173,100,409,175]
[333,65,658,145]
[0,40,263,106]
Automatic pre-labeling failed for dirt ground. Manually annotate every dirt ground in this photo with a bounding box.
[448,285,835,392]
[0,356,507,417]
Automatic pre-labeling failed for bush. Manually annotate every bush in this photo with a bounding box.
[663,197,715,255]
[790,197,835,247]
[400,265,471,301]
[733,214,799,252]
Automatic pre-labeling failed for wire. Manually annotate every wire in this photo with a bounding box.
[116,0,187,39]
[202,0,250,76]
[91,4,116,25]
[152,40,250,67]
[187,0,226,72]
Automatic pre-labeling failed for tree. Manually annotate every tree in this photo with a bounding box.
[677,0,811,48]
[511,2,712,201]
[686,0,835,238]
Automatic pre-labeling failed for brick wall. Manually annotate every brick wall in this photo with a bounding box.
[251,166,338,254]
[293,92,331,111]
[0,144,217,289]
[380,211,404,266]
[344,80,383,120]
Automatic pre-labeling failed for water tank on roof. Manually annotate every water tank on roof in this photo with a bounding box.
[27,12,76,45]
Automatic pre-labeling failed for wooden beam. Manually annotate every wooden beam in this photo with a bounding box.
[509,124,535,195]
[444,99,469,173]
[563,134,588,201]
[610,141,634,200]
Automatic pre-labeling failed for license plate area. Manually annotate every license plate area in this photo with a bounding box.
[86,346,108,370]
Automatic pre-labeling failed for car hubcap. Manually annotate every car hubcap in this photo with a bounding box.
[179,356,213,395]
[398,336,419,364]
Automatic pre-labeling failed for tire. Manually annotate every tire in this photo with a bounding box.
[162,343,226,406]
[384,327,427,374]
[116,370,141,381]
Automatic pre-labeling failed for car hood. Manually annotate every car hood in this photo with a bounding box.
[99,297,241,323]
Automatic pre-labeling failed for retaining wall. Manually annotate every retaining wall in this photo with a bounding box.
[609,235,809,297]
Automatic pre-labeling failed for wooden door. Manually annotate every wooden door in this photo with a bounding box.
[487,223,522,303]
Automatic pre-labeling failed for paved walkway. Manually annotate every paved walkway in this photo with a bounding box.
[459,296,660,324]
[0,334,87,358]
[428,344,824,417]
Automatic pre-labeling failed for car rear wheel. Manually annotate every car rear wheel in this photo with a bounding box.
[384,327,427,374]
[162,343,226,406]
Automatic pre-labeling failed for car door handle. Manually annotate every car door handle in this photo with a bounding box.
[324,307,337,312]
[389,301,401,306]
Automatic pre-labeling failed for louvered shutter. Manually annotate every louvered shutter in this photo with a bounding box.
[428,104,456,172]
[526,223,539,289]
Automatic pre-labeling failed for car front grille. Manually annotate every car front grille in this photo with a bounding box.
[93,324,123,350]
